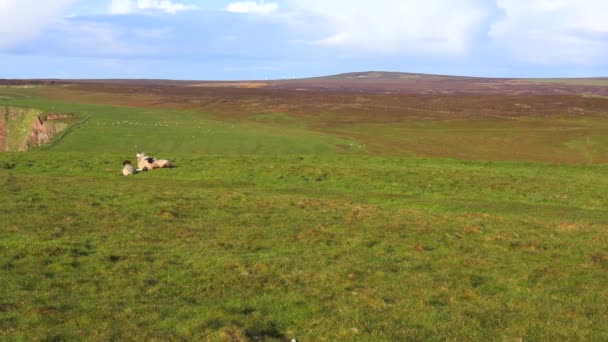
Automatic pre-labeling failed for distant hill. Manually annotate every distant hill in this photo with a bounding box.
[1,71,607,95]
[304,71,478,80]
[266,71,608,95]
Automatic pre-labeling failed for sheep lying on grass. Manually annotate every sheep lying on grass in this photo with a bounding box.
[121,153,174,176]
[122,161,137,176]
[136,152,174,170]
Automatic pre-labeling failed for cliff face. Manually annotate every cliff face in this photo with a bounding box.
[27,114,69,150]
[0,107,69,151]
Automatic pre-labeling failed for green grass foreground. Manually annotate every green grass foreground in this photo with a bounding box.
[1,153,607,340]
[1,92,608,340]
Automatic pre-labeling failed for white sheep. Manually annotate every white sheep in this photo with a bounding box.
[136,152,174,170]
[122,160,137,176]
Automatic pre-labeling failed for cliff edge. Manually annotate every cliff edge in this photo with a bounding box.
[0,106,70,151]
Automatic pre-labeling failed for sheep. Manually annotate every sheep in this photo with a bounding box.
[151,159,174,168]
[122,160,136,176]
[136,152,154,170]
[136,152,174,170]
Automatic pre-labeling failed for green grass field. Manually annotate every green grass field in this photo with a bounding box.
[1,90,608,340]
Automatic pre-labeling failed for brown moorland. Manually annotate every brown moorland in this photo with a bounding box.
[2,71,607,163]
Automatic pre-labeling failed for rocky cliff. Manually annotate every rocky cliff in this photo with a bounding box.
[0,106,70,151]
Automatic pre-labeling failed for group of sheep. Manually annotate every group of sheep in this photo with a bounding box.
[122,152,173,176]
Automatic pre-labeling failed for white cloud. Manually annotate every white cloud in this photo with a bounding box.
[55,21,161,57]
[226,1,278,15]
[109,0,136,14]
[0,0,77,49]
[109,0,196,14]
[490,0,608,64]
[286,0,489,56]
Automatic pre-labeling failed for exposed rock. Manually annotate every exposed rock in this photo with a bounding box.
[0,106,71,151]
[27,116,63,149]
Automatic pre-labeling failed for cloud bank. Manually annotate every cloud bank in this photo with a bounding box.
[0,0,77,49]
[109,0,196,15]
[226,1,279,15]
[286,0,489,55]
[1,0,607,79]
[490,0,608,65]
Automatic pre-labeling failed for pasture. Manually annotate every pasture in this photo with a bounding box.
[1,83,607,340]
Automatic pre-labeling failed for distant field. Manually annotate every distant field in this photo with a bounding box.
[0,97,358,155]
[1,79,608,340]
[1,85,607,163]
[519,79,608,87]
[329,116,608,164]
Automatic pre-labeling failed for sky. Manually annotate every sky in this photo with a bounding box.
[0,0,607,80]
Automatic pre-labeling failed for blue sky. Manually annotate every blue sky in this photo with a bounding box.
[1,0,607,80]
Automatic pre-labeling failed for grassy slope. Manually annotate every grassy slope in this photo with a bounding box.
[330,116,608,163]
[0,89,607,340]
[0,97,357,155]
[1,153,607,341]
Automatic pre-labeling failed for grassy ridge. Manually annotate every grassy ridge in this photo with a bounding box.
[1,153,607,340]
